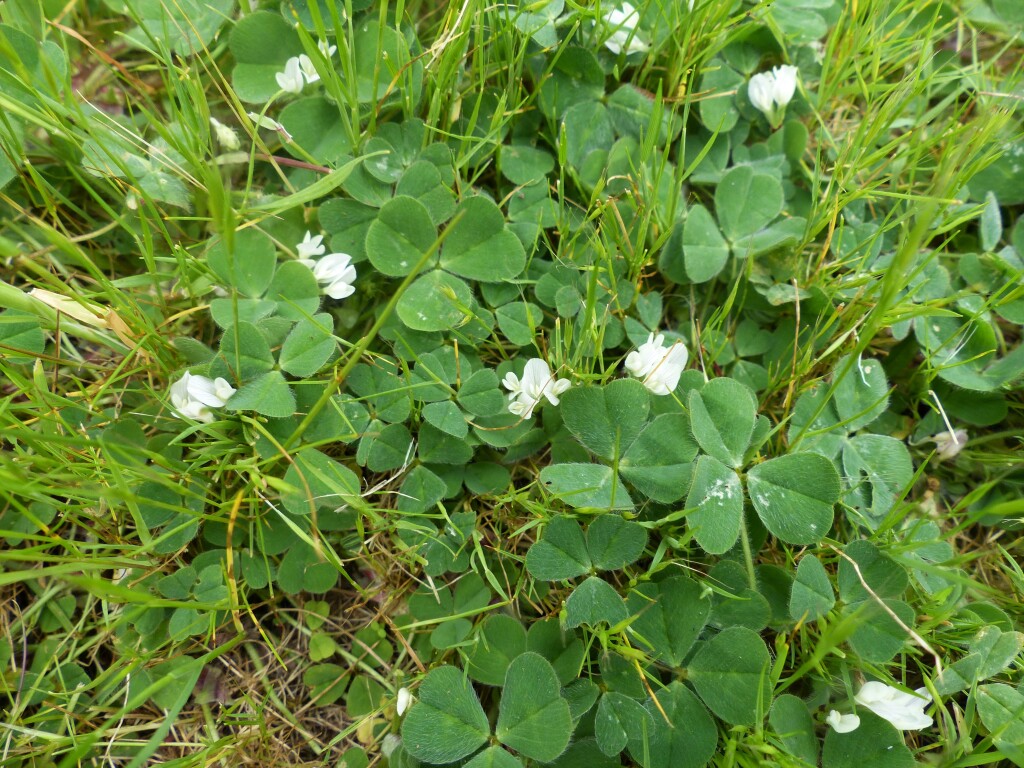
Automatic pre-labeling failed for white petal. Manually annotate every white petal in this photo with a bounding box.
[747,72,775,114]
[396,687,413,717]
[772,64,799,106]
[826,710,860,733]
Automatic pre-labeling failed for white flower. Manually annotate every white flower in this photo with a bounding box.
[748,65,799,125]
[502,358,571,419]
[826,710,861,733]
[275,57,304,94]
[625,332,688,396]
[209,117,240,151]
[298,54,320,85]
[396,687,413,717]
[296,231,326,260]
[247,112,293,142]
[854,682,932,731]
[603,3,649,55]
[306,252,357,300]
[932,429,968,461]
[170,371,236,424]
[317,39,337,58]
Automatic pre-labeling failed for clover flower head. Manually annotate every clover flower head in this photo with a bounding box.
[275,56,304,94]
[932,428,968,461]
[170,371,235,424]
[318,39,338,58]
[304,251,357,300]
[603,3,649,55]
[826,710,861,733]
[748,65,799,125]
[625,332,688,396]
[297,230,326,260]
[854,682,932,731]
[502,358,571,419]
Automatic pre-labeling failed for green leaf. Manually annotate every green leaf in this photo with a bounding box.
[562,101,614,170]
[935,627,1024,695]
[279,313,336,377]
[500,143,555,185]
[822,711,914,768]
[422,400,468,438]
[122,0,234,55]
[833,355,890,430]
[302,663,349,706]
[526,516,591,581]
[402,666,489,764]
[206,228,277,299]
[352,21,419,104]
[397,160,456,225]
[789,555,835,622]
[698,61,743,132]
[396,466,447,514]
[540,464,634,511]
[281,448,361,516]
[683,204,730,283]
[496,301,543,347]
[466,615,527,686]
[538,46,604,118]
[688,377,757,468]
[769,695,819,767]
[440,196,526,282]
[587,515,647,571]
[526,619,585,685]
[685,454,743,555]
[980,191,1002,252]
[225,370,295,418]
[218,321,274,379]
[595,691,655,757]
[747,453,840,545]
[626,576,710,667]
[837,540,908,603]
[619,414,698,503]
[366,196,437,277]
[364,423,414,473]
[845,598,915,663]
[495,653,573,762]
[977,684,1024,766]
[841,434,914,526]
[688,627,772,726]
[560,379,651,460]
[564,577,629,629]
[627,682,718,768]
[397,269,473,332]
[279,96,353,164]
[266,261,321,322]
[458,369,507,417]
[715,166,784,241]
[464,747,524,768]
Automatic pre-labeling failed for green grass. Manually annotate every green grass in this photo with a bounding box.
[1,0,1023,766]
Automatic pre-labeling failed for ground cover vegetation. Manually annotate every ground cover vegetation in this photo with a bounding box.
[1,0,1023,766]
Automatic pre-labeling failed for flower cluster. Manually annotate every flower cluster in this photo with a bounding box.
[275,40,338,94]
[747,65,799,128]
[498,331,688,420]
[295,231,357,300]
[827,682,933,734]
[170,372,235,423]
[625,332,688,396]
[502,358,571,419]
